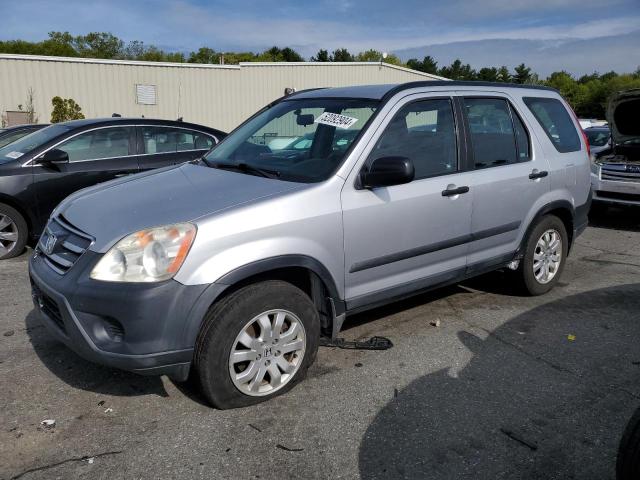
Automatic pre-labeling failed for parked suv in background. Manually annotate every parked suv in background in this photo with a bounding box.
[591,89,640,209]
[29,82,591,408]
[0,118,224,259]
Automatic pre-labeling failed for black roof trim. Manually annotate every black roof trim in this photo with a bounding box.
[380,81,557,102]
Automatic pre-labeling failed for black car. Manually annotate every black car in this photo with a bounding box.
[0,124,48,148]
[0,118,225,259]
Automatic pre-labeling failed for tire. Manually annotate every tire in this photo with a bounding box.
[193,280,320,409]
[516,215,568,296]
[617,407,640,480]
[0,203,28,260]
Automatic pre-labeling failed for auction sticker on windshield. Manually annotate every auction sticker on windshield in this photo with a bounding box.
[315,112,358,129]
[4,151,23,159]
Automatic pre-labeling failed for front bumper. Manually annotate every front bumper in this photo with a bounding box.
[591,172,640,206]
[29,249,220,380]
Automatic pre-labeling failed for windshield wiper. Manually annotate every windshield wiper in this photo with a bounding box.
[211,161,281,179]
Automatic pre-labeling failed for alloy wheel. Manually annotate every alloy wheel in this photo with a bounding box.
[533,228,562,284]
[0,214,19,257]
[228,309,306,397]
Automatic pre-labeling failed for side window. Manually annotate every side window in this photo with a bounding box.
[511,107,531,162]
[523,97,581,153]
[57,127,132,162]
[191,131,215,150]
[142,127,214,153]
[370,98,457,180]
[464,98,518,169]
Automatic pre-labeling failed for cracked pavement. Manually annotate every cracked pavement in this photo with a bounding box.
[1,208,639,479]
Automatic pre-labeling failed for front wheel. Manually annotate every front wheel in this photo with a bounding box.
[0,203,28,260]
[194,280,320,409]
[516,215,568,296]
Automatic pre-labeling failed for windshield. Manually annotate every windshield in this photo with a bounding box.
[586,129,610,147]
[204,98,379,182]
[0,124,72,164]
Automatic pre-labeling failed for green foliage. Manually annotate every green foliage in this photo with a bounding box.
[438,59,476,80]
[406,56,439,75]
[355,49,403,65]
[50,96,85,123]
[312,49,330,62]
[331,48,354,62]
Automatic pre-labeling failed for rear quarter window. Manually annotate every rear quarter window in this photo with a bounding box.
[523,97,581,153]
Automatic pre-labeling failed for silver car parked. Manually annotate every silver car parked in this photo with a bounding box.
[29,81,592,408]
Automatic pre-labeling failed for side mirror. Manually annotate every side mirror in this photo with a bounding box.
[360,156,415,189]
[36,148,69,166]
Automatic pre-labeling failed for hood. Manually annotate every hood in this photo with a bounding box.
[57,163,305,252]
[607,89,640,145]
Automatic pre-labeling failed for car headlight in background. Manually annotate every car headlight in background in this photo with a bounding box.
[91,223,196,282]
[590,159,601,176]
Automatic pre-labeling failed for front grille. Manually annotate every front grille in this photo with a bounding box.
[38,215,93,275]
[32,284,65,333]
[601,163,640,183]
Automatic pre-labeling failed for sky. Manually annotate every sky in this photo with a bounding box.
[2,0,640,76]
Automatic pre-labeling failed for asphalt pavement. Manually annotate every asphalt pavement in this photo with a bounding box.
[1,208,639,480]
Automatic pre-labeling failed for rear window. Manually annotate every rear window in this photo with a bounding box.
[523,97,581,153]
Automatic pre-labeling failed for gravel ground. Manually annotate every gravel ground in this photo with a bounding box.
[1,208,639,480]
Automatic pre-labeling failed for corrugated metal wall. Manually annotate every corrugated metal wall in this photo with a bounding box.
[0,55,442,132]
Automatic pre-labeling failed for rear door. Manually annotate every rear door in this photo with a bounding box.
[459,94,550,271]
[32,126,138,222]
[136,125,217,171]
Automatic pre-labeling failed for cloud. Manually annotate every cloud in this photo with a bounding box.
[1,0,639,75]
[396,30,640,77]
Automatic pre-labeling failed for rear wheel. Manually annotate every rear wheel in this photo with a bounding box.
[0,203,28,260]
[194,280,319,409]
[516,215,568,296]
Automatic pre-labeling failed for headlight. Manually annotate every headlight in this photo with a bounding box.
[590,160,601,175]
[90,223,196,282]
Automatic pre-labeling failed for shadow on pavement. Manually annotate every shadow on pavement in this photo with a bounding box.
[25,310,169,397]
[359,283,640,479]
[589,205,640,232]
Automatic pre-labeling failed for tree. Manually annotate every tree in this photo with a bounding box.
[50,96,85,123]
[312,49,330,62]
[355,49,403,65]
[188,47,219,64]
[513,63,532,84]
[25,87,38,124]
[497,66,512,83]
[332,48,353,62]
[477,67,499,82]
[74,32,123,59]
[406,56,438,74]
[280,47,304,62]
[439,59,476,80]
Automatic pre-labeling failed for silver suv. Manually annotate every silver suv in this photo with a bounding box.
[29,81,592,408]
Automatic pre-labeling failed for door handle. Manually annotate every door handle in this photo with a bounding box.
[529,170,549,180]
[442,185,470,197]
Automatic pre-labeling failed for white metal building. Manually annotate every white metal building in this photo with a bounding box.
[0,54,446,132]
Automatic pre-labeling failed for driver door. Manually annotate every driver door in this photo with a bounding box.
[341,95,474,309]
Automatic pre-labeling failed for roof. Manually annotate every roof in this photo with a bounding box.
[52,117,226,135]
[291,81,556,100]
[0,54,447,80]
